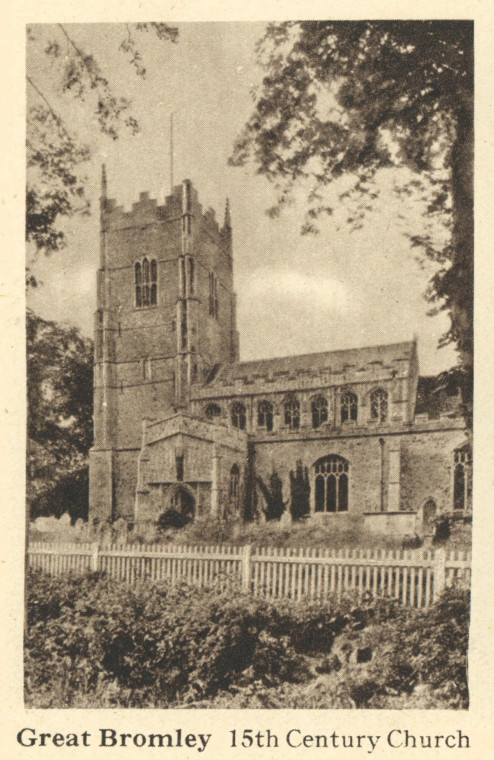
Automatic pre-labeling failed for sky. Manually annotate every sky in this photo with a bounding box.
[26,21,458,376]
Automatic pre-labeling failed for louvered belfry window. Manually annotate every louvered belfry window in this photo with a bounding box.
[135,257,157,307]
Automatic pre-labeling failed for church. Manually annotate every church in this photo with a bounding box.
[88,173,471,535]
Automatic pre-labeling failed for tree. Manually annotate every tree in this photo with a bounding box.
[231,21,473,418]
[256,471,286,520]
[27,310,94,521]
[26,23,178,264]
[289,460,310,520]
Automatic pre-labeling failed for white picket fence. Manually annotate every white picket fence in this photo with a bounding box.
[28,542,471,609]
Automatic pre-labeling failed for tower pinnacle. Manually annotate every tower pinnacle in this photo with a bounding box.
[101,163,107,199]
[224,198,231,229]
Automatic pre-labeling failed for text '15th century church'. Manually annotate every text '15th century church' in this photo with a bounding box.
[89,172,471,536]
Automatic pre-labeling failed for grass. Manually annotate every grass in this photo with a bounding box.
[29,513,472,551]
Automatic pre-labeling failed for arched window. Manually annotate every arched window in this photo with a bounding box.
[142,258,150,305]
[231,402,246,430]
[258,400,274,431]
[209,272,219,319]
[205,403,222,421]
[135,262,142,307]
[311,395,328,428]
[314,455,349,513]
[284,396,300,430]
[135,257,157,307]
[453,445,472,510]
[370,388,388,423]
[341,390,358,423]
[229,464,240,513]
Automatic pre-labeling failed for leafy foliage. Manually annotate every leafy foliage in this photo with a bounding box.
[157,508,192,531]
[256,471,286,520]
[25,571,469,709]
[26,23,178,260]
[289,460,311,520]
[359,587,470,708]
[231,21,473,414]
[27,310,93,521]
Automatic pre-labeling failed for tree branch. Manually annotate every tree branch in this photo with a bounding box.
[26,75,73,142]
[58,23,101,87]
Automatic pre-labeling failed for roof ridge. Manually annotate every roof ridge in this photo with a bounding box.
[220,340,415,371]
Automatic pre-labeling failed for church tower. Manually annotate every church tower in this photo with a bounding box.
[89,170,239,521]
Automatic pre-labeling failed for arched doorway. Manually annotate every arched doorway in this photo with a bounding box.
[170,487,195,523]
[422,499,437,530]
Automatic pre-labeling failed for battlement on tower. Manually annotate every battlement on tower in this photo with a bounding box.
[101,180,229,241]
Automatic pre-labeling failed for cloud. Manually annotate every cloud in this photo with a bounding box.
[240,267,349,314]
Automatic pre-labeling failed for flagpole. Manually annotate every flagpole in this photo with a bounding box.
[170,113,174,191]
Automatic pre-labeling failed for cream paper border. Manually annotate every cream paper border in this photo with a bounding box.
[2,1,493,758]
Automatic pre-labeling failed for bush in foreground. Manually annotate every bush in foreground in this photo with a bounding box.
[25,571,469,708]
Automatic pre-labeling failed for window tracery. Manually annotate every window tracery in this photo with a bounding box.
[284,396,300,430]
[311,395,328,428]
[453,445,472,511]
[231,402,246,430]
[135,257,157,307]
[341,390,358,423]
[258,400,274,431]
[370,388,388,423]
[314,455,349,513]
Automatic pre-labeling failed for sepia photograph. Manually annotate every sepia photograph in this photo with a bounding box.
[25,19,472,711]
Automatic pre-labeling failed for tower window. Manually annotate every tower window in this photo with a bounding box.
[341,390,358,423]
[258,400,274,432]
[231,402,246,430]
[209,272,219,319]
[311,395,328,428]
[135,257,157,308]
[314,455,349,512]
[370,388,388,423]
[284,396,300,430]
[453,445,472,511]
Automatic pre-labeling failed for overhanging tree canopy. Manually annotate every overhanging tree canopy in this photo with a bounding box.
[26,23,178,260]
[231,21,473,414]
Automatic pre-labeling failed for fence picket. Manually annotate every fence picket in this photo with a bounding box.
[27,541,470,609]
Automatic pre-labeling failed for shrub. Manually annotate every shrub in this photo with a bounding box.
[25,572,469,709]
[25,572,306,706]
[157,508,191,530]
[432,513,452,543]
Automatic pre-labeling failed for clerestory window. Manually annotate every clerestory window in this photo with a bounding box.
[341,390,358,423]
[284,396,300,430]
[231,402,246,430]
[370,388,388,423]
[311,395,328,428]
[257,400,274,432]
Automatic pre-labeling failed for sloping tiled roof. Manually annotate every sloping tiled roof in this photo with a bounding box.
[205,341,416,388]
